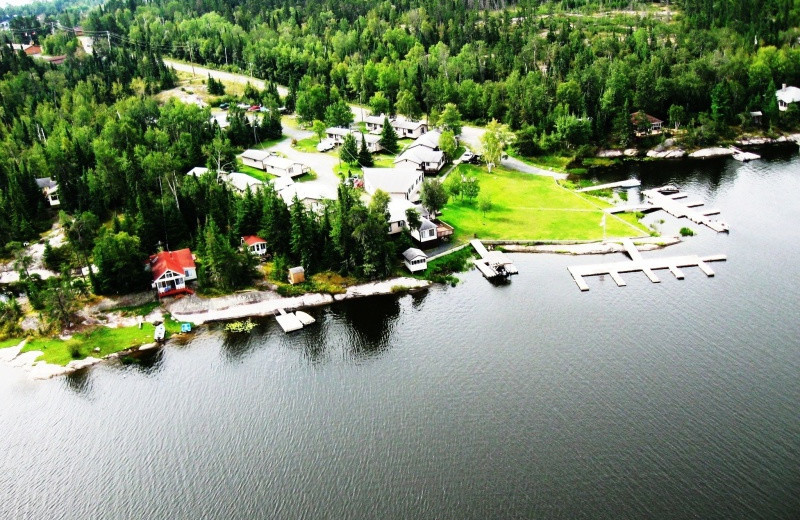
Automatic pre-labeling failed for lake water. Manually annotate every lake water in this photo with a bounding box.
[2,149,799,519]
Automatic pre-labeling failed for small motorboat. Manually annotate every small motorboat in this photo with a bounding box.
[154,323,166,343]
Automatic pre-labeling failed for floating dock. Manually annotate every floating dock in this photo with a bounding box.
[568,239,727,291]
[730,146,760,162]
[275,308,315,332]
[641,186,730,232]
[577,179,641,192]
[470,240,519,280]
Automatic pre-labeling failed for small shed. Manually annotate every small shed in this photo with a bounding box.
[750,111,763,125]
[288,266,305,284]
[402,248,428,273]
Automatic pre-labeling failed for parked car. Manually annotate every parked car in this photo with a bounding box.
[248,105,261,112]
[218,102,229,110]
[236,103,250,109]
[316,139,335,152]
[459,151,474,163]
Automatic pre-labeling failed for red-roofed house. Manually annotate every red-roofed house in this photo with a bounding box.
[149,248,197,297]
[242,235,268,256]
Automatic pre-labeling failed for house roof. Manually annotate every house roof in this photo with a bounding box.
[402,247,427,261]
[47,55,66,65]
[364,115,387,125]
[289,266,305,274]
[35,177,57,189]
[150,249,195,281]
[418,217,436,231]
[271,175,295,192]
[224,172,264,192]
[326,126,351,136]
[630,111,663,125]
[263,154,298,170]
[388,198,417,223]
[776,85,800,104]
[242,235,266,246]
[363,167,422,194]
[392,119,426,131]
[279,182,336,206]
[240,149,273,162]
[394,146,443,165]
[410,130,442,150]
[186,166,210,177]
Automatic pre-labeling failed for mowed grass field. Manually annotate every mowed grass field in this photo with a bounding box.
[442,165,649,241]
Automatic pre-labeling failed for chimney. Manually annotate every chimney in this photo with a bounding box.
[783,83,787,90]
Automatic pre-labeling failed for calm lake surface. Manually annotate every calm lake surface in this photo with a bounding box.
[2,149,799,519]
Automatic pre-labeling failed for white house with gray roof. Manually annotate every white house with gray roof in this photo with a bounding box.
[363,167,423,202]
[776,83,800,111]
[394,146,445,173]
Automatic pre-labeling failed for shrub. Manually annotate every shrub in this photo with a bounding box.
[680,227,695,236]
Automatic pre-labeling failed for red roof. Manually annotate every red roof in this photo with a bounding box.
[242,235,266,246]
[24,45,41,56]
[149,249,195,281]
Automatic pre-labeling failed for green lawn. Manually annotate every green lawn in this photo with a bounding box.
[441,165,648,241]
[20,318,182,366]
[509,152,574,172]
[0,337,24,349]
[294,137,319,153]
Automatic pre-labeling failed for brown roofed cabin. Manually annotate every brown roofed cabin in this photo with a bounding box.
[630,111,663,134]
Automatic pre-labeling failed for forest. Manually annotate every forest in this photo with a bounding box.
[1,0,800,337]
[78,0,800,152]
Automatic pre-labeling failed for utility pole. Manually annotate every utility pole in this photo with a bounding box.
[106,30,111,49]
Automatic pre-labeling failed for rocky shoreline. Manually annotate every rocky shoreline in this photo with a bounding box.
[597,133,800,161]
[4,238,688,380]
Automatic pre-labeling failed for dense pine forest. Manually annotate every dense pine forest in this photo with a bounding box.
[1,0,799,336]
[82,0,800,148]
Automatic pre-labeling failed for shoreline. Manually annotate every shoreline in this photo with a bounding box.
[3,239,683,380]
[595,133,800,161]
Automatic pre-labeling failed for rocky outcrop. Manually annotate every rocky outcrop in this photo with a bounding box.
[689,147,733,158]
[597,149,623,158]
[646,149,686,158]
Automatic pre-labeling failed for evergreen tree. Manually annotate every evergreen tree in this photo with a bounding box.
[358,134,374,167]
[92,231,149,295]
[379,117,399,154]
[340,133,359,166]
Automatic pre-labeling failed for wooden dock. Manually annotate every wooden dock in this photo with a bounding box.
[641,186,729,232]
[470,240,519,280]
[275,308,315,332]
[577,179,641,192]
[568,239,727,291]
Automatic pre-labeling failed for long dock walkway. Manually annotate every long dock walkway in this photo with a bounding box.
[577,179,641,192]
[568,240,726,291]
[641,187,729,232]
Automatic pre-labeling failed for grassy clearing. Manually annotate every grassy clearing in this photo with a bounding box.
[412,247,475,285]
[293,137,319,153]
[267,268,357,296]
[510,152,574,172]
[237,163,269,181]
[441,164,648,241]
[20,318,182,366]
[0,337,24,349]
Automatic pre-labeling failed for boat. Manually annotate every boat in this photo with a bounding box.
[154,323,166,343]
[656,184,680,194]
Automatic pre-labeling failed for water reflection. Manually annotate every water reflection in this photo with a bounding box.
[117,347,165,375]
[63,368,93,395]
[219,321,266,362]
[333,295,401,360]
